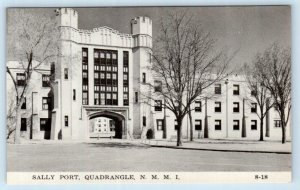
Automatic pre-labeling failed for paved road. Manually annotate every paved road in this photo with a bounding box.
[7,141,291,172]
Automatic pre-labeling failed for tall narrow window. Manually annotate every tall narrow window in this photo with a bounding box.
[195,101,202,112]
[274,120,281,128]
[233,120,240,130]
[135,92,138,103]
[42,97,51,110]
[195,120,202,130]
[251,103,257,113]
[251,120,257,130]
[215,120,221,130]
[233,84,240,95]
[215,84,221,94]
[64,68,68,79]
[142,73,146,83]
[40,118,51,131]
[16,73,26,86]
[42,75,50,87]
[233,102,240,113]
[215,102,221,112]
[157,119,163,131]
[155,100,162,111]
[21,118,27,131]
[154,80,162,92]
[73,89,76,100]
[82,48,89,105]
[65,116,69,127]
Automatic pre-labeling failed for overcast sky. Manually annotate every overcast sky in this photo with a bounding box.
[8,6,291,68]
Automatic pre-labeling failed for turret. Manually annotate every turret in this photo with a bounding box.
[55,8,78,29]
[131,16,152,48]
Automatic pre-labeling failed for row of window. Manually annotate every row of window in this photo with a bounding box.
[155,119,282,131]
[16,73,51,87]
[20,118,51,132]
[154,100,258,113]
[17,97,51,110]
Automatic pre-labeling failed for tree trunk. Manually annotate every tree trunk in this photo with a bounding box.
[281,123,286,144]
[259,118,264,141]
[281,110,286,144]
[188,108,193,141]
[177,118,183,146]
[14,106,21,144]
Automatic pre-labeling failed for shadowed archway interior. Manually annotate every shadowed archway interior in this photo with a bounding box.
[89,111,125,139]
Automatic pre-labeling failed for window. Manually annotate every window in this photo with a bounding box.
[42,75,50,87]
[73,89,76,100]
[82,92,88,105]
[94,52,99,58]
[16,73,26,86]
[83,85,88,91]
[123,93,129,106]
[40,118,51,131]
[251,103,257,113]
[135,92,138,103]
[143,116,146,126]
[215,84,221,94]
[195,101,202,112]
[142,73,146,83]
[174,120,178,130]
[274,120,281,128]
[157,119,164,131]
[65,116,69,127]
[251,120,257,130]
[195,120,202,130]
[233,120,240,130]
[123,67,128,72]
[155,100,162,111]
[21,118,27,131]
[233,84,240,95]
[84,65,89,70]
[154,80,162,92]
[64,68,68,79]
[215,102,221,112]
[123,73,128,80]
[82,51,87,57]
[233,102,240,113]
[113,86,118,92]
[123,51,129,66]
[215,120,221,130]
[42,97,51,110]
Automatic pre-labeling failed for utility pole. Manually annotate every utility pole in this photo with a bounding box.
[242,98,247,138]
[225,79,229,138]
[204,97,209,138]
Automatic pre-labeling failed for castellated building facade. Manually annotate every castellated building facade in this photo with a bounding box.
[7,8,291,141]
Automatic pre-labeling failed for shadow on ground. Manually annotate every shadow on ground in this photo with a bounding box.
[86,142,151,149]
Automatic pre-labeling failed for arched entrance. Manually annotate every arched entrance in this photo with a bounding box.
[88,111,126,139]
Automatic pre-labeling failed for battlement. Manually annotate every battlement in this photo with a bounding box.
[55,8,78,29]
[131,16,152,37]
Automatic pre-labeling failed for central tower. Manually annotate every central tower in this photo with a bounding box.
[131,16,153,138]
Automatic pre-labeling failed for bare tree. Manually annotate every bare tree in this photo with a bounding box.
[146,11,232,146]
[255,43,291,144]
[6,9,59,143]
[243,63,273,141]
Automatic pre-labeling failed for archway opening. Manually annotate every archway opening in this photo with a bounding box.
[89,111,125,139]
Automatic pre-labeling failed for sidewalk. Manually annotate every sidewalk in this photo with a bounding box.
[141,139,292,154]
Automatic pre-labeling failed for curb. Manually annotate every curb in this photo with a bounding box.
[148,144,291,154]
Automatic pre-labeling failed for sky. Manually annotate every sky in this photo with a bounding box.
[74,6,290,69]
[7,6,291,69]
